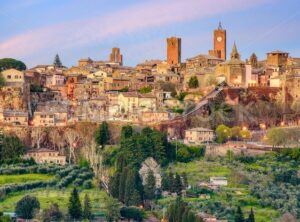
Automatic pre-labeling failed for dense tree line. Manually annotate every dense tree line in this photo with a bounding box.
[176,143,205,163]
[216,124,251,144]
[0,134,25,163]
[161,172,187,194]
[109,126,176,206]
[167,198,203,222]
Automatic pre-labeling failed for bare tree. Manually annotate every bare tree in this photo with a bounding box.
[31,127,45,149]
[64,128,80,164]
[76,123,107,180]
[48,128,60,150]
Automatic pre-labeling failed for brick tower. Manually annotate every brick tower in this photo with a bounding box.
[110,47,123,65]
[167,37,181,65]
[209,22,226,60]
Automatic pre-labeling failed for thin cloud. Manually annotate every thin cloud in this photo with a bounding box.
[0,0,270,62]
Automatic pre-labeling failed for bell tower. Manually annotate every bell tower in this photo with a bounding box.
[209,22,226,60]
[167,37,181,65]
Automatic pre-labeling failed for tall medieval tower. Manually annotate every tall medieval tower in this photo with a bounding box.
[167,37,181,65]
[110,47,123,65]
[209,22,226,60]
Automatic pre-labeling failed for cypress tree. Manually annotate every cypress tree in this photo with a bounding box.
[161,173,170,191]
[187,211,196,222]
[68,188,82,220]
[109,173,120,198]
[174,173,183,195]
[247,208,255,222]
[83,194,92,220]
[182,208,189,222]
[124,169,141,206]
[235,206,244,222]
[168,172,175,193]
[144,170,156,200]
[182,172,188,188]
[121,125,133,141]
[95,121,110,147]
[119,167,128,202]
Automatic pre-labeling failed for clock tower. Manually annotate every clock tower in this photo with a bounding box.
[209,22,226,60]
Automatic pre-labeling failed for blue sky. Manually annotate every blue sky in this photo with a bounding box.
[0,0,300,68]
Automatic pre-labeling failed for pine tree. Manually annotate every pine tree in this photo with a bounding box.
[247,208,255,222]
[235,206,245,222]
[144,170,156,200]
[188,76,199,88]
[53,54,63,67]
[83,194,92,220]
[68,188,82,220]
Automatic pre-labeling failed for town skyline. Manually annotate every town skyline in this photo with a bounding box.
[1,0,300,67]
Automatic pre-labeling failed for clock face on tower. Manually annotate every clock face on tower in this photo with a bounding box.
[217,36,222,42]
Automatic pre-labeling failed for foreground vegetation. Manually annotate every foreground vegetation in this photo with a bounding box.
[0,174,54,186]
[0,188,107,213]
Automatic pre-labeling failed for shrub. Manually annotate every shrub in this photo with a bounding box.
[73,178,84,186]
[83,180,93,189]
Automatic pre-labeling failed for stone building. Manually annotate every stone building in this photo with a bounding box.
[184,127,215,145]
[215,42,247,87]
[167,37,181,65]
[140,111,171,123]
[1,69,24,84]
[0,110,28,126]
[118,92,157,115]
[101,77,131,92]
[267,50,289,67]
[78,58,93,67]
[25,148,66,165]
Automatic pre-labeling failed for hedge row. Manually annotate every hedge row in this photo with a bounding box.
[0,164,64,175]
[0,179,57,198]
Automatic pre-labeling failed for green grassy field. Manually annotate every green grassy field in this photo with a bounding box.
[0,174,54,186]
[166,159,280,222]
[169,160,231,185]
[0,188,108,213]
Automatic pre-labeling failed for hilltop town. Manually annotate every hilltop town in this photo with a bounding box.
[1,23,300,222]
[1,23,300,135]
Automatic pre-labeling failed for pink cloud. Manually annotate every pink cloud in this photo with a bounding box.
[0,0,270,60]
